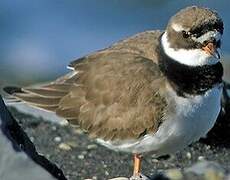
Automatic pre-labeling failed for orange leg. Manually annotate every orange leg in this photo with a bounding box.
[133,154,142,176]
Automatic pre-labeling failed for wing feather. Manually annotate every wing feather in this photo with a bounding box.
[4,31,167,141]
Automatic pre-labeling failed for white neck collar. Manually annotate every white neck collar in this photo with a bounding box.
[161,32,220,66]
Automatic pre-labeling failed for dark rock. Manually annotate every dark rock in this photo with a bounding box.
[0,95,67,180]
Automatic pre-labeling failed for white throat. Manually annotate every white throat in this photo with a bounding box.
[161,32,220,66]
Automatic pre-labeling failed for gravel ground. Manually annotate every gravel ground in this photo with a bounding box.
[8,107,230,180]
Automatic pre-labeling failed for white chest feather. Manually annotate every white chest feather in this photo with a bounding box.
[97,85,222,155]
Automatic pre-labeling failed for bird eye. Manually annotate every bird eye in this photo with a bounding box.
[182,30,190,38]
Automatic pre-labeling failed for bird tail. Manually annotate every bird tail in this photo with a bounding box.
[3,84,69,112]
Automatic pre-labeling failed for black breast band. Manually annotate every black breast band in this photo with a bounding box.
[159,43,223,96]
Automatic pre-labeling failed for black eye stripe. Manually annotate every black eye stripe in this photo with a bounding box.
[190,21,224,38]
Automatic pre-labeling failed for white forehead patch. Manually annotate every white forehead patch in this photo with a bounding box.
[171,23,189,32]
[192,31,222,43]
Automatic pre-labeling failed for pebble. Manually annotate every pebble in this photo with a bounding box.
[198,156,205,161]
[82,151,87,155]
[30,136,35,142]
[152,158,159,163]
[54,136,61,142]
[92,176,97,180]
[105,170,109,176]
[87,144,98,150]
[59,120,69,126]
[206,145,211,150]
[66,141,78,148]
[165,169,183,180]
[51,126,57,131]
[85,176,98,180]
[58,143,71,151]
[78,154,85,159]
[74,128,84,135]
[186,152,192,159]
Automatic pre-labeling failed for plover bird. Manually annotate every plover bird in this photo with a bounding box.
[4,6,224,179]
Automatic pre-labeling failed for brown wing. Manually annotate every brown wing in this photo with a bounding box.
[4,31,167,141]
[65,51,167,140]
[5,51,166,141]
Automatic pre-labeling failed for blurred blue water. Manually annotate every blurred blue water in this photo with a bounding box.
[0,0,230,85]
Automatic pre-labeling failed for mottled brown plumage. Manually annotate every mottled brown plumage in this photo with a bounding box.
[168,6,222,31]
[6,31,168,141]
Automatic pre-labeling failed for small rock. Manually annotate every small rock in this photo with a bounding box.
[198,156,205,161]
[152,158,159,163]
[87,144,98,150]
[30,136,35,142]
[186,152,192,159]
[206,145,211,150]
[85,176,97,180]
[204,169,224,180]
[105,170,109,176]
[54,136,61,142]
[82,151,87,155]
[58,143,71,151]
[165,169,183,180]
[74,128,83,135]
[78,154,85,159]
[59,120,68,126]
[92,176,97,180]
[109,178,128,180]
[66,141,78,148]
[51,126,57,131]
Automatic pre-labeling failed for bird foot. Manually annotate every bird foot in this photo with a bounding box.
[129,173,149,180]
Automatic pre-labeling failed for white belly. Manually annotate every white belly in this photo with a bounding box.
[97,84,222,156]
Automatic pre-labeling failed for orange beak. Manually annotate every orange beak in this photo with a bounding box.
[202,42,220,59]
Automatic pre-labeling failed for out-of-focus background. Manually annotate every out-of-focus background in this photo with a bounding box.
[0,0,230,89]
